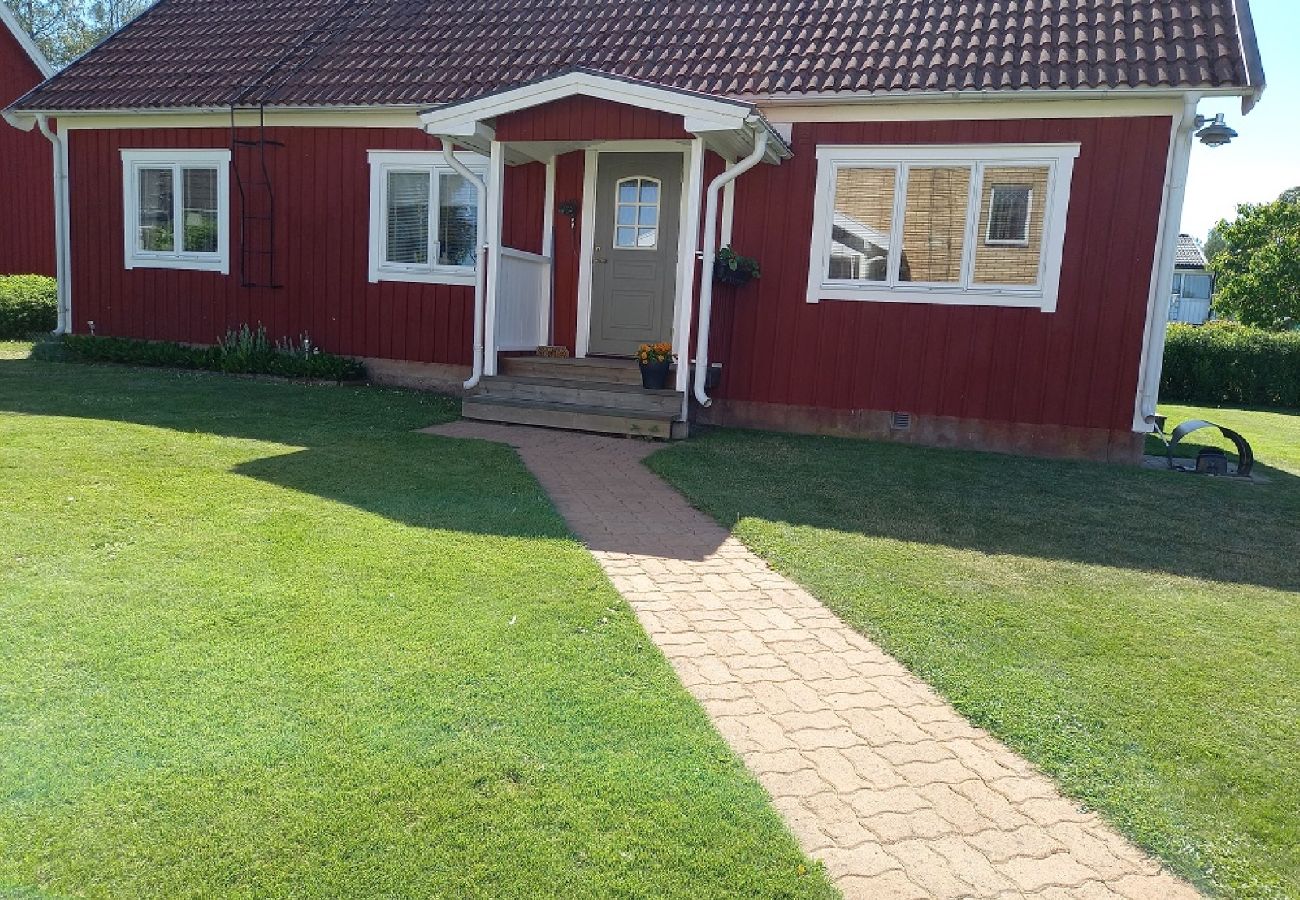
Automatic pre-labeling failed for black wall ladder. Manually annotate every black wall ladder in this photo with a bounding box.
[229,104,284,289]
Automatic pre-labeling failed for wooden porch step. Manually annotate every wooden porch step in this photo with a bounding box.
[462,395,684,440]
[499,355,649,386]
[472,375,682,416]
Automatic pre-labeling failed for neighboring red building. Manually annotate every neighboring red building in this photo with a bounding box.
[3,0,1264,460]
[0,1,54,276]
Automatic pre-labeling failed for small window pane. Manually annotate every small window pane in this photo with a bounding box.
[182,167,219,253]
[138,167,175,252]
[829,167,895,282]
[973,166,1049,286]
[386,171,430,265]
[438,172,478,267]
[986,186,1031,244]
[613,177,659,250]
[1181,273,1212,300]
[899,166,970,284]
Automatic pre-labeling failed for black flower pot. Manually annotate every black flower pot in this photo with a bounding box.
[639,360,671,390]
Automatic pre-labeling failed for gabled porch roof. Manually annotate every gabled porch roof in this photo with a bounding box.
[418,69,791,164]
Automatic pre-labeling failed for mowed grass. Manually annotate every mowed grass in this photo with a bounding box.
[649,407,1300,899]
[0,347,833,899]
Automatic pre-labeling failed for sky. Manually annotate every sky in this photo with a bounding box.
[1180,0,1299,241]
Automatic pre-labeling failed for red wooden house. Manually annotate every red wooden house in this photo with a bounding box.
[2,0,1264,459]
[0,1,53,276]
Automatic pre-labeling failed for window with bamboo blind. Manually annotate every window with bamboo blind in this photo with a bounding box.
[808,144,1079,311]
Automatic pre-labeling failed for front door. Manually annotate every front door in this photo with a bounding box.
[588,152,681,357]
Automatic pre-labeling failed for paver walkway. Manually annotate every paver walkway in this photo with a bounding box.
[429,421,1198,900]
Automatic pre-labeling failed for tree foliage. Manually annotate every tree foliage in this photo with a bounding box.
[9,0,154,67]
[1208,187,1300,331]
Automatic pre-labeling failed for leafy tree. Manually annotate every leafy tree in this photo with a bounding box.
[1208,187,1300,331]
[10,0,153,67]
[1203,226,1225,265]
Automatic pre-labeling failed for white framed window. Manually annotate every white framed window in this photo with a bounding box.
[613,176,660,249]
[806,143,1079,311]
[367,150,487,285]
[121,149,231,273]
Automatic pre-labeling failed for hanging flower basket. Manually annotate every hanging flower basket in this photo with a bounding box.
[714,247,761,288]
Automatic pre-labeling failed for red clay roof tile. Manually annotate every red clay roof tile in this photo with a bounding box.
[9,0,1263,112]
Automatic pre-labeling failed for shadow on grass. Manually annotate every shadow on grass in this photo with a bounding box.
[647,425,1300,594]
[0,356,569,541]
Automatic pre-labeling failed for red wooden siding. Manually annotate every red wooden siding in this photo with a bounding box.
[65,108,1171,440]
[709,117,1171,434]
[67,126,543,365]
[0,25,54,276]
[549,150,586,351]
[496,96,690,142]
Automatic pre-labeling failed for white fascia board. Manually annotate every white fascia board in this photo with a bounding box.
[0,1,54,76]
[418,70,754,134]
[740,85,1256,107]
[813,143,1081,164]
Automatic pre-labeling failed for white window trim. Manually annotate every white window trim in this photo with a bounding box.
[806,143,1079,312]
[984,184,1033,246]
[121,149,231,274]
[367,150,488,286]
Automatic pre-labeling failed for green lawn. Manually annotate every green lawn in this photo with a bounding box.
[0,346,832,898]
[649,407,1300,899]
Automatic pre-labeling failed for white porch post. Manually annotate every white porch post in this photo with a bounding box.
[484,139,507,376]
[541,155,557,344]
[674,138,705,399]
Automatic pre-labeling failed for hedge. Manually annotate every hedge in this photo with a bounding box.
[1161,322,1300,408]
[0,275,57,339]
[63,326,367,382]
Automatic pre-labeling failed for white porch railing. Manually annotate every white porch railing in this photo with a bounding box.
[494,247,551,351]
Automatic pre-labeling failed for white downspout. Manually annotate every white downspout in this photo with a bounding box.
[1134,95,1199,428]
[33,115,70,334]
[692,125,768,407]
[439,140,487,390]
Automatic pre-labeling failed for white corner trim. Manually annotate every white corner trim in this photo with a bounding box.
[120,148,231,274]
[365,149,488,286]
[805,143,1079,312]
[1133,97,1199,430]
[0,1,53,77]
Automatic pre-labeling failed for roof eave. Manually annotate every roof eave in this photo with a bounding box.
[1231,0,1267,114]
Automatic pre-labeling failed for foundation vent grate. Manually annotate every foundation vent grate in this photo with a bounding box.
[891,412,912,431]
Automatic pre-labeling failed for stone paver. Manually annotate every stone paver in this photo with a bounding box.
[428,421,1198,900]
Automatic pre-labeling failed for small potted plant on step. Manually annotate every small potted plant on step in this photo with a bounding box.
[636,342,674,390]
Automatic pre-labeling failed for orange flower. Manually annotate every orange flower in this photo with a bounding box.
[637,342,674,364]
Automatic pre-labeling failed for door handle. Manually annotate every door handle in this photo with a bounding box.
[594,256,608,263]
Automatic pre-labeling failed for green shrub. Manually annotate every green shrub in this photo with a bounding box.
[1161,321,1300,407]
[63,327,366,383]
[0,275,57,339]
